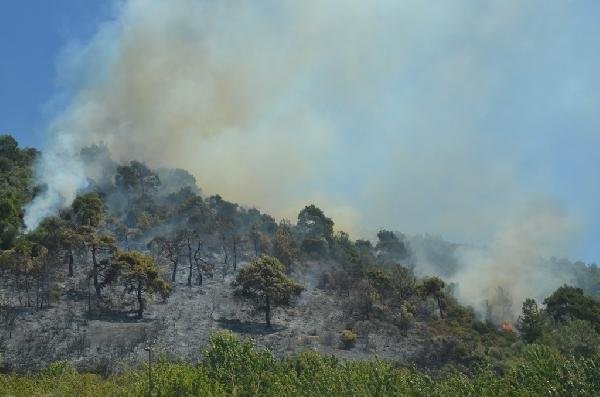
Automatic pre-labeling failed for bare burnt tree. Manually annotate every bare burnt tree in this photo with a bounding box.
[192,240,214,286]
[0,296,17,339]
[231,233,244,272]
[249,223,260,257]
[153,236,185,283]
[77,228,117,299]
[35,257,50,310]
[0,242,47,309]
[181,231,203,287]
[185,232,194,287]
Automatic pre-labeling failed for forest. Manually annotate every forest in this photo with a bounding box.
[0,134,599,396]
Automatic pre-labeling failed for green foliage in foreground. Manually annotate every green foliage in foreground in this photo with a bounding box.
[1,331,599,397]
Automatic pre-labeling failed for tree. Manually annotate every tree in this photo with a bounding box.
[210,195,242,272]
[153,235,185,283]
[297,204,334,243]
[71,193,103,227]
[177,195,214,232]
[297,205,334,255]
[248,223,270,256]
[421,277,446,318]
[272,220,298,272]
[249,223,261,256]
[516,298,544,343]
[539,319,600,358]
[192,239,214,286]
[485,286,513,324]
[543,285,600,332]
[0,135,38,249]
[230,233,244,272]
[182,231,196,287]
[391,264,416,299]
[29,217,70,274]
[0,135,19,157]
[111,251,171,318]
[181,230,214,287]
[0,197,20,249]
[233,256,303,326]
[115,161,160,197]
[366,268,393,303]
[0,238,47,308]
[77,226,117,299]
[375,230,410,261]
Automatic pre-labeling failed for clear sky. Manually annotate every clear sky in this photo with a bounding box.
[0,0,112,147]
[2,1,600,264]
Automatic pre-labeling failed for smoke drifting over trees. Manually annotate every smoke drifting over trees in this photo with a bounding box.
[21,1,598,318]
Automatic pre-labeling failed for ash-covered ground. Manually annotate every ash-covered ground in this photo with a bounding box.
[0,254,428,374]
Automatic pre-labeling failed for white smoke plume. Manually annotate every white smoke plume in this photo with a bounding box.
[450,201,580,320]
[26,0,537,232]
[25,0,591,311]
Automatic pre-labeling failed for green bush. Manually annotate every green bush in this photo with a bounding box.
[540,319,600,358]
[0,332,598,396]
[340,329,358,349]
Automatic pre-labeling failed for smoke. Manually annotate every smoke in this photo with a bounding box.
[26,0,539,231]
[24,132,89,228]
[449,200,580,320]
[24,1,593,310]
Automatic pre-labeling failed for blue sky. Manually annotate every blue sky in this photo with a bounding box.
[2,1,600,264]
[0,0,112,147]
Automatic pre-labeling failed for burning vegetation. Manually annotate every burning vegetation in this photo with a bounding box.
[0,135,599,389]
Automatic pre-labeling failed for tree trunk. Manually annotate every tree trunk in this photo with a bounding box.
[25,275,30,307]
[171,261,178,283]
[187,239,193,287]
[68,250,74,277]
[137,279,144,318]
[221,237,229,280]
[232,238,238,271]
[196,263,203,286]
[35,277,40,310]
[87,276,91,313]
[221,236,229,266]
[265,295,271,327]
[92,246,101,298]
[436,297,444,318]
[193,241,204,286]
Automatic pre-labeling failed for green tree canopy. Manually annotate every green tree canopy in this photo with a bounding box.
[516,298,544,343]
[233,255,303,326]
[297,204,334,243]
[115,160,160,196]
[72,192,104,227]
[544,285,600,332]
[0,135,38,249]
[375,230,410,260]
[420,276,446,318]
[273,220,299,271]
[540,319,600,358]
[110,251,171,318]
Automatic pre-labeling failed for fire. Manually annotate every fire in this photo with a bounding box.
[501,321,512,332]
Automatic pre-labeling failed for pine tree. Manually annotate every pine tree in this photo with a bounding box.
[516,298,544,343]
[233,255,303,326]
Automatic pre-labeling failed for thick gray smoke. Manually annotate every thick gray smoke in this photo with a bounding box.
[25,0,588,312]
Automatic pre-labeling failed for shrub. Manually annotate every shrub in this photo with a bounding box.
[1,332,599,396]
[540,319,600,358]
[340,329,357,349]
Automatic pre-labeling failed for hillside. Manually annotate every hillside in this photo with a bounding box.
[0,134,599,395]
